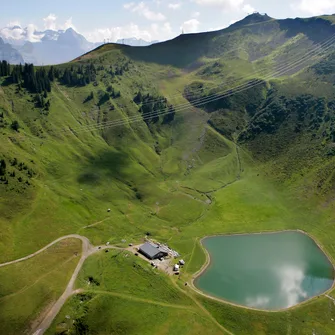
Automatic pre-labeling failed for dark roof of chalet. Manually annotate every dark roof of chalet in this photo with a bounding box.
[139,242,167,258]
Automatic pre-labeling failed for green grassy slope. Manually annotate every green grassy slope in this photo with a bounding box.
[1,12,335,335]
[0,238,81,335]
[46,294,223,335]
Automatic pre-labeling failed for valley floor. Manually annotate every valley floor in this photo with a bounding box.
[2,137,335,335]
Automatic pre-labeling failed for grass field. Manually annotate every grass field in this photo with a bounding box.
[45,294,223,335]
[74,249,195,306]
[1,13,335,335]
[0,238,81,335]
[42,144,335,334]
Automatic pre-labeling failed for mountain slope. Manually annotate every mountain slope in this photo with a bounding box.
[0,27,101,65]
[1,13,335,335]
[0,38,24,64]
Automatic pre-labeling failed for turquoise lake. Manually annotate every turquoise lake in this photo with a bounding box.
[194,231,334,310]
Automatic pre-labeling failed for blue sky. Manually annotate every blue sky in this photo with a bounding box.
[1,0,335,42]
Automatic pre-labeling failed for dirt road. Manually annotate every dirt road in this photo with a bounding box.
[0,234,121,335]
[0,234,91,268]
[0,234,230,335]
[31,239,123,335]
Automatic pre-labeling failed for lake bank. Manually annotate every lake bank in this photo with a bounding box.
[191,230,335,312]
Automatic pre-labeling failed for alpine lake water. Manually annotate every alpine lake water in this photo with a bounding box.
[194,231,334,310]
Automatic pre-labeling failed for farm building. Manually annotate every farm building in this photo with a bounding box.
[139,242,168,260]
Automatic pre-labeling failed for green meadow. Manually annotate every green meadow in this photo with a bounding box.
[1,13,335,335]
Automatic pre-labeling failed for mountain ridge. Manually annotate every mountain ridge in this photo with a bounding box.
[0,37,24,64]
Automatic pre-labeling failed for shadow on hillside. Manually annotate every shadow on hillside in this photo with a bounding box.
[122,32,217,68]
[279,17,335,43]
[78,150,129,185]
[121,16,335,68]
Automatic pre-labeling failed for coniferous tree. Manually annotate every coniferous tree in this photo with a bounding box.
[11,120,20,131]
[48,66,55,81]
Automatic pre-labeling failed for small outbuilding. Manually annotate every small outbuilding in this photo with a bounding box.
[179,259,185,266]
[138,242,168,260]
[173,264,180,272]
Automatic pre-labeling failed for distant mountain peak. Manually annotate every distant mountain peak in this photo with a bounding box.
[115,37,158,47]
[231,12,273,28]
[0,37,4,45]
[11,25,22,30]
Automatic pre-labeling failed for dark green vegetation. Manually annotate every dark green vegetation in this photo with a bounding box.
[1,12,335,334]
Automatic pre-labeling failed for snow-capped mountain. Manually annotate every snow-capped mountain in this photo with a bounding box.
[0,26,102,65]
[0,37,24,64]
[0,24,159,65]
[116,37,159,47]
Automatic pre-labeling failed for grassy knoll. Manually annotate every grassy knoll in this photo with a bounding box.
[0,238,81,335]
[46,249,226,334]
[75,249,194,306]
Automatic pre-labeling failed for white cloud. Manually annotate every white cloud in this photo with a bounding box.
[0,23,44,43]
[7,21,21,28]
[43,13,57,30]
[63,17,76,30]
[192,11,201,18]
[168,3,181,10]
[85,22,174,43]
[181,19,200,33]
[42,13,75,31]
[292,0,335,15]
[0,14,77,43]
[123,2,135,9]
[242,4,255,13]
[0,25,25,41]
[193,0,244,11]
[26,24,43,42]
[246,295,270,309]
[124,1,166,21]
[277,266,307,308]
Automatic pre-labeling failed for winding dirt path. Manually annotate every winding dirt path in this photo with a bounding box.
[31,240,123,335]
[0,231,233,335]
[0,235,122,335]
[0,234,91,268]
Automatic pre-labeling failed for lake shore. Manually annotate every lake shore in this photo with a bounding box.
[190,229,335,313]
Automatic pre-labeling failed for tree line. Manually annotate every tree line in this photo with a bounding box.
[134,91,175,125]
[0,61,11,77]
[0,62,99,91]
